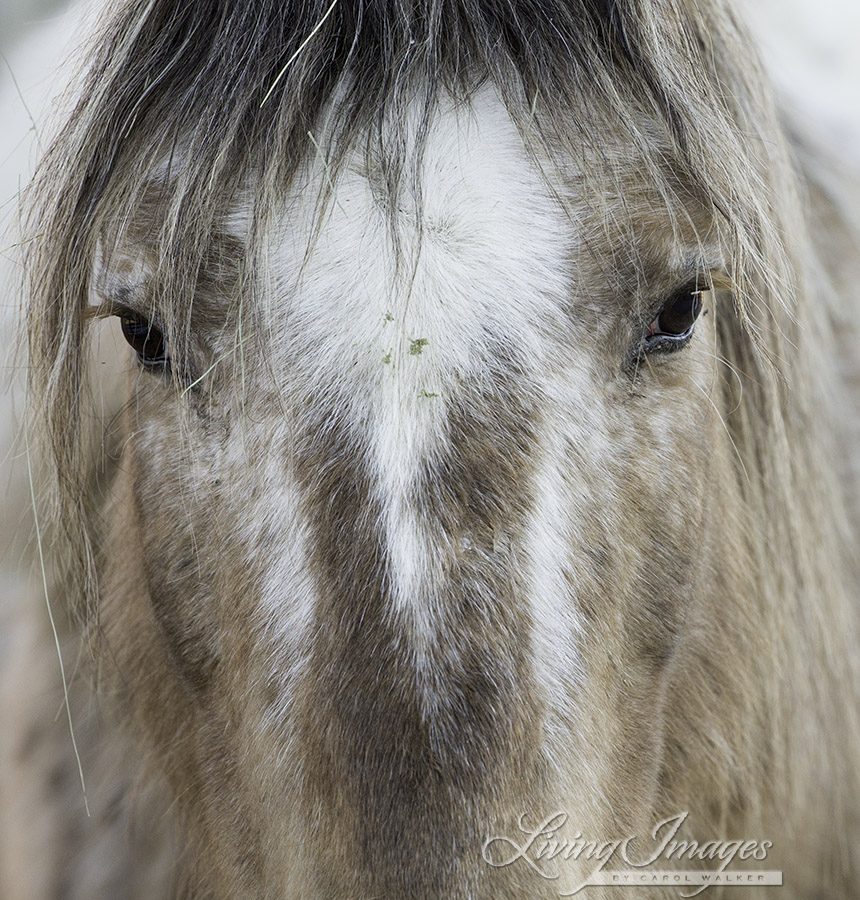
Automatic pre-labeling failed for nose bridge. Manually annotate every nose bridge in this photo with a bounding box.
[285,361,548,899]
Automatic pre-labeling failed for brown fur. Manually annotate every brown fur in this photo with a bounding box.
[3,0,860,898]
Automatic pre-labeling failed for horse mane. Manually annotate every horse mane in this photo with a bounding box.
[22,0,860,882]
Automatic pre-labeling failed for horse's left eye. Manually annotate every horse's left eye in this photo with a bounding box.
[119,313,170,368]
[644,287,706,352]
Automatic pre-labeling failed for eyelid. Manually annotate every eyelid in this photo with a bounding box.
[86,299,161,324]
[86,300,134,321]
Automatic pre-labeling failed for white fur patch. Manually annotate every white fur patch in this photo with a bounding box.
[258,85,584,711]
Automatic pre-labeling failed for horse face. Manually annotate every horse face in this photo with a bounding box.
[96,86,730,897]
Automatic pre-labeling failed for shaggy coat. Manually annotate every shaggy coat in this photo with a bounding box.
[2,0,860,897]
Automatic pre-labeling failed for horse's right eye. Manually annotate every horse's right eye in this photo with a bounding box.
[119,313,170,368]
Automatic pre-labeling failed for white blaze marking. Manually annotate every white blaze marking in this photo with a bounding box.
[259,85,582,710]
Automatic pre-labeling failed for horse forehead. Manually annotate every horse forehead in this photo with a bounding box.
[246,87,576,376]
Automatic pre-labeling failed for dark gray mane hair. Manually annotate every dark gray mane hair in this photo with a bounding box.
[27,0,807,611]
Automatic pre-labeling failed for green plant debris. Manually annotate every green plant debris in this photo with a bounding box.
[382,351,392,365]
[409,337,429,356]
[419,389,439,398]
[383,312,394,325]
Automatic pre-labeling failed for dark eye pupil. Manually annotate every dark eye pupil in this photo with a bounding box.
[120,315,168,365]
[657,290,703,336]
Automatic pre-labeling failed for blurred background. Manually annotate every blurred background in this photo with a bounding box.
[1,0,69,51]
